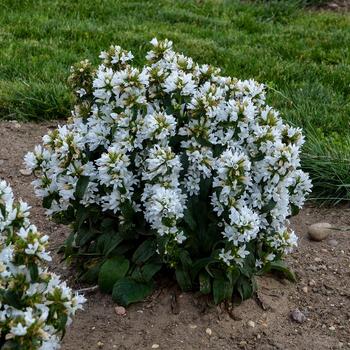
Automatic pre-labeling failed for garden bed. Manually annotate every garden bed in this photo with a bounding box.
[0,121,349,349]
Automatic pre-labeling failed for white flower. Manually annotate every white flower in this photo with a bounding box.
[0,180,85,348]
[219,248,234,266]
[11,323,27,336]
[76,88,87,97]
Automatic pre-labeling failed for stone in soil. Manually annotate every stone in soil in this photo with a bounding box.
[114,306,126,316]
[19,168,32,176]
[328,239,338,247]
[290,309,306,323]
[308,222,332,241]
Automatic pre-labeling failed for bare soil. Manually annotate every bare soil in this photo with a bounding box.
[0,121,349,350]
[311,1,350,11]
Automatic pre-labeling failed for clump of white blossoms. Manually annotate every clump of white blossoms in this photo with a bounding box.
[25,39,311,303]
[0,180,85,349]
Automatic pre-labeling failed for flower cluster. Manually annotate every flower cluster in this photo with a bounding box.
[25,39,311,293]
[0,180,85,349]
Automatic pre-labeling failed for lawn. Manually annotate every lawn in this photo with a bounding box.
[0,0,349,200]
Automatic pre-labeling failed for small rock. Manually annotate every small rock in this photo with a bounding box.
[328,2,339,9]
[302,286,308,293]
[329,325,336,331]
[314,257,322,263]
[97,341,104,348]
[309,279,316,287]
[19,168,32,176]
[10,121,21,129]
[151,345,159,349]
[189,324,197,329]
[290,309,306,323]
[328,239,338,247]
[308,222,332,241]
[247,320,255,328]
[206,328,212,336]
[114,306,126,316]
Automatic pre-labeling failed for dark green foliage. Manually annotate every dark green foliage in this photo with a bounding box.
[112,277,154,306]
[98,256,130,293]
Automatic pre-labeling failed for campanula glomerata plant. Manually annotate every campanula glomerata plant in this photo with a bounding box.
[25,39,312,306]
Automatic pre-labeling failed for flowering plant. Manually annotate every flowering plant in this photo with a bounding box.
[25,39,311,305]
[0,180,85,349]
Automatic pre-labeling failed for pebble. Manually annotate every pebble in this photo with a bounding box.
[189,324,197,329]
[328,2,339,9]
[329,326,336,331]
[309,279,316,287]
[97,341,104,348]
[10,121,21,129]
[290,309,306,323]
[302,286,308,293]
[114,306,126,316]
[151,344,159,349]
[19,168,32,176]
[308,222,332,241]
[206,328,212,336]
[247,320,255,328]
[328,239,338,247]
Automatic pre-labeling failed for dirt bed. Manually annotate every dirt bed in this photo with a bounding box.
[0,121,349,350]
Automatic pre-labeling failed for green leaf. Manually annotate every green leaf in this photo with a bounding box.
[98,256,130,293]
[175,267,192,291]
[199,177,212,200]
[97,231,123,256]
[2,291,22,309]
[104,233,124,257]
[28,262,38,281]
[183,207,197,231]
[64,232,76,257]
[213,277,233,304]
[75,175,90,199]
[132,262,162,283]
[112,277,153,306]
[120,200,135,221]
[141,263,162,282]
[58,313,68,330]
[261,199,277,213]
[132,239,156,265]
[199,271,211,295]
[76,205,90,230]
[290,204,300,217]
[75,227,96,248]
[179,249,192,268]
[269,260,297,282]
[191,257,216,278]
[80,263,101,283]
[1,341,21,350]
[228,268,240,286]
[237,276,254,300]
[42,195,55,209]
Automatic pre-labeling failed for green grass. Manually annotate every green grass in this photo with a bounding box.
[0,0,350,200]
